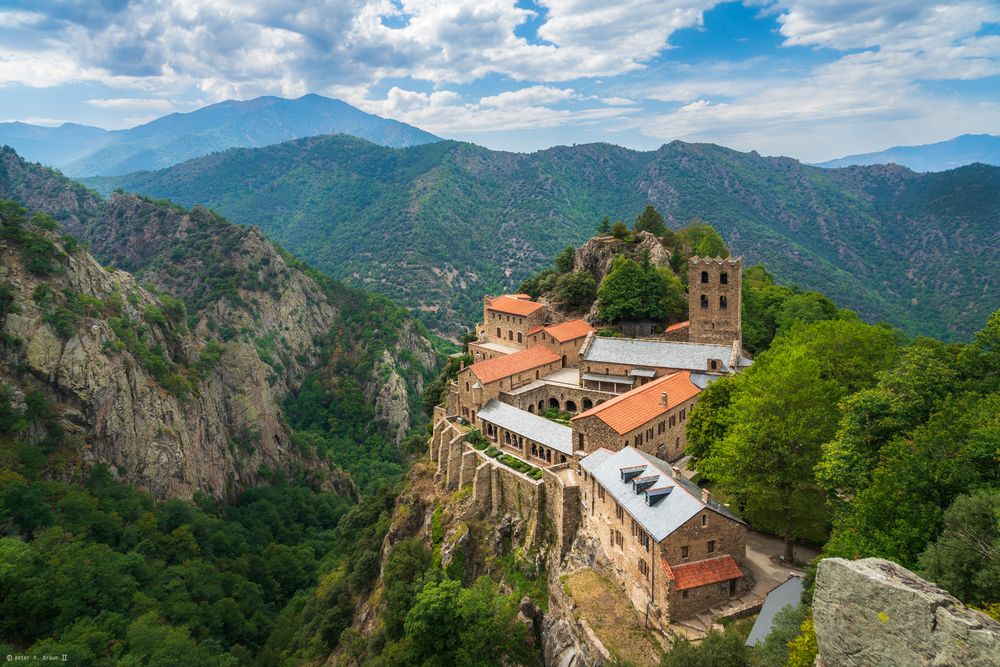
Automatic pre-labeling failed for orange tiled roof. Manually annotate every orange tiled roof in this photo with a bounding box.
[469,346,560,384]
[665,320,690,332]
[571,371,701,434]
[663,555,742,590]
[526,325,544,335]
[542,319,596,342]
[487,295,545,317]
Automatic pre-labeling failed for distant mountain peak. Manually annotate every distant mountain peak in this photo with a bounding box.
[816,134,1000,172]
[0,94,440,177]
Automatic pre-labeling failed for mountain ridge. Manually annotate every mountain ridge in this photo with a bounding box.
[0,94,440,177]
[87,134,1000,342]
[815,133,1000,171]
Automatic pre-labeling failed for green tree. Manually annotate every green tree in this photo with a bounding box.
[919,489,1000,606]
[597,217,611,235]
[554,272,597,310]
[634,205,667,236]
[661,626,750,667]
[685,375,736,464]
[610,220,628,239]
[750,603,808,667]
[383,538,432,639]
[699,348,839,560]
[553,245,576,274]
[657,267,687,322]
[680,221,729,258]
[596,255,667,323]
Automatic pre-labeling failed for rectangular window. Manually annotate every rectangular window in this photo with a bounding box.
[680,409,686,421]
[638,559,649,578]
[638,531,650,550]
[707,540,716,553]
[682,590,689,599]
[615,503,624,522]
[598,486,605,501]
[681,545,689,559]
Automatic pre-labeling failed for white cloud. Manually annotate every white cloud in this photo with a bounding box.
[480,86,579,108]
[86,97,176,111]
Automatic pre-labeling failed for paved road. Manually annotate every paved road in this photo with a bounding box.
[745,531,818,597]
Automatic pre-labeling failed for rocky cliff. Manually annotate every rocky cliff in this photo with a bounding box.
[0,210,354,499]
[0,148,440,499]
[572,231,671,285]
[812,557,1000,666]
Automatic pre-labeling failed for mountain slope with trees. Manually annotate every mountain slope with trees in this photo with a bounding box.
[89,135,1000,341]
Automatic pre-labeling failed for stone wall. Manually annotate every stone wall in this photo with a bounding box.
[482,305,548,346]
[544,465,582,556]
[660,508,746,568]
[502,382,617,418]
[455,358,563,418]
[812,557,1000,667]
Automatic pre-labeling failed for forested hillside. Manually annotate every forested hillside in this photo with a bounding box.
[1,145,445,664]
[88,135,1000,341]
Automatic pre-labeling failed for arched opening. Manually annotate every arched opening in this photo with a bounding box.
[549,398,560,410]
[565,400,577,412]
[720,295,728,310]
[528,404,535,413]
[531,443,538,457]
[700,270,709,284]
[560,454,567,464]
[537,400,544,411]
[596,399,606,406]
[582,398,593,410]
[508,329,514,340]
[720,272,728,285]
[700,294,709,310]
[505,432,511,444]
[496,326,501,337]
[517,332,523,343]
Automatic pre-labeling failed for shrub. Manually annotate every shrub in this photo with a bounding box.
[610,221,628,239]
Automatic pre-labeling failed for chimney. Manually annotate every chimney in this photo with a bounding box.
[670,465,682,478]
[660,391,668,407]
[701,487,710,503]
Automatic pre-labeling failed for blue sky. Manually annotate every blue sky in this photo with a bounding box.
[0,1,998,162]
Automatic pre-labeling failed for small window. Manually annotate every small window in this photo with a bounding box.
[680,409,686,421]
[681,545,689,559]
[707,540,716,554]
[700,294,709,310]
[517,332,523,343]
[700,270,709,284]
[710,360,718,370]
[701,514,707,527]
[720,295,728,310]
[615,503,624,522]
[682,590,689,599]
[465,382,470,391]
[496,327,501,337]
[638,531,650,550]
[638,559,649,577]
[598,486,605,501]
[720,272,728,285]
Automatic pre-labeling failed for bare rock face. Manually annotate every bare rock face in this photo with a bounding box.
[813,557,1000,667]
[1,231,354,501]
[572,231,671,285]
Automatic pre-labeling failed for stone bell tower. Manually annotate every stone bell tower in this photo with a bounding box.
[688,256,742,346]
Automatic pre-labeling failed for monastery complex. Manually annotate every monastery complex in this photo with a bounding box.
[431,255,755,632]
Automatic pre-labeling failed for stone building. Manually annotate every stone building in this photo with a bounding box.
[578,446,749,624]
[526,319,595,367]
[478,294,549,347]
[435,253,755,631]
[477,399,574,467]
[579,335,750,393]
[571,371,702,461]
[688,256,743,346]
[452,346,563,421]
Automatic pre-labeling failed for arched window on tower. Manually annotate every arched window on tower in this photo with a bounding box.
[700,294,709,310]
[720,295,728,310]
[700,270,709,284]
[720,272,728,285]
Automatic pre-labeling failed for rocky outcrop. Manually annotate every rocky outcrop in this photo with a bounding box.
[813,557,1000,667]
[364,320,437,441]
[572,231,671,286]
[1,219,355,500]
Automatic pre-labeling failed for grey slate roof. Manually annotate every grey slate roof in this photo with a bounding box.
[745,576,805,646]
[582,372,635,384]
[579,446,739,542]
[583,337,752,374]
[477,399,573,455]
